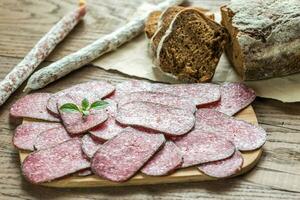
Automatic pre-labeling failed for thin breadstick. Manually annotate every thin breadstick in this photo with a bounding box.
[24,0,184,92]
[0,3,87,106]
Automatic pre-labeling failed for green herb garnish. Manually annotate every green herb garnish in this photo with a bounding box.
[60,98,109,117]
[60,103,80,113]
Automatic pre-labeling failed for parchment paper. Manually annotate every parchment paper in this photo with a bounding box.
[92,6,300,103]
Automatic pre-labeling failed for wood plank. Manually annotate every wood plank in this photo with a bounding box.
[19,105,262,188]
[0,0,144,61]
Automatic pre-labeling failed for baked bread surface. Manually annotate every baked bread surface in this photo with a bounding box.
[221,0,300,80]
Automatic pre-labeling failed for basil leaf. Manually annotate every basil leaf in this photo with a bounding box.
[60,103,80,113]
[90,100,109,110]
[81,98,89,111]
[82,110,90,116]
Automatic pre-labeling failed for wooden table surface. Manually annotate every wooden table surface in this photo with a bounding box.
[0,0,299,199]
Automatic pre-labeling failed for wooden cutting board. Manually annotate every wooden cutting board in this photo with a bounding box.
[19,105,262,188]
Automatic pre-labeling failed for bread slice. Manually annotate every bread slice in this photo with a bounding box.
[144,11,161,39]
[148,6,184,57]
[154,8,228,82]
[147,6,214,59]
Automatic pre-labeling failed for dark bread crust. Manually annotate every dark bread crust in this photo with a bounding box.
[221,3,300,80]
[156,8,228,82]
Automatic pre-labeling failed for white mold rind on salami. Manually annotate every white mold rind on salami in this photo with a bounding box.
[174,130,235,168]
[10,93,60,122]
[34,126,71,150]
[198,150,244,178]
[0,5,86,106]
[116,101,195,136]
[81,134,103,159]
[141,141,183,176]
[47,81,115,115]
[195,109,267,151]
[13,122,62,151]
[117,91,196,113]
[202,82,256,116]
[58,91,108,135]
[24,0,185,92]
[22,138,90,184]
[91,127,166,182]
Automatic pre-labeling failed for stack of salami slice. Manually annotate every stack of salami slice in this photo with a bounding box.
[11,80,266,184]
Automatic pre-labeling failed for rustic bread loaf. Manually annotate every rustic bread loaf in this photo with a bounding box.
[221,0,300,80]
[150,8,227,82]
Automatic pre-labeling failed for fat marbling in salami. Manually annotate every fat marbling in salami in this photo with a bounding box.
[195,109,266,151]
[118,91,196,113]
[10,93,60,122]
[91,127,165,182]
[116,101,195,136]
[34,126,71,150]
[13,122,62,151]
[174,130,235,167]
[114,80,154,99]
[153,83,221,106]
[198,150,244,178]
[141,141,183,176]
[202,82,256,116]
[89,99,125,141]
[22,138,90,184]
[81,134,103,159]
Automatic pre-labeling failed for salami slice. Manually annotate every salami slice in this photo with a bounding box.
[103,99,118,116]
[114,80,153,99]
[198,150,244,178]
[89,99,125,140]
[34,126,71,150]
[141,141,183,176]
[58,91,108,134]
[153,83,221,106]
[115,81,220,107]
[174,130,235,168]
[202,82,256,116]
[13,122,62,151]
[195,109,267,151]
[47,81,115,115]
[22,138,90,184]
[116,101,195,136]
[118,91,196,113]
[91,127,165,182]
[90,117,125,141]
[10,93,59,122]
[81,134,103,158]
